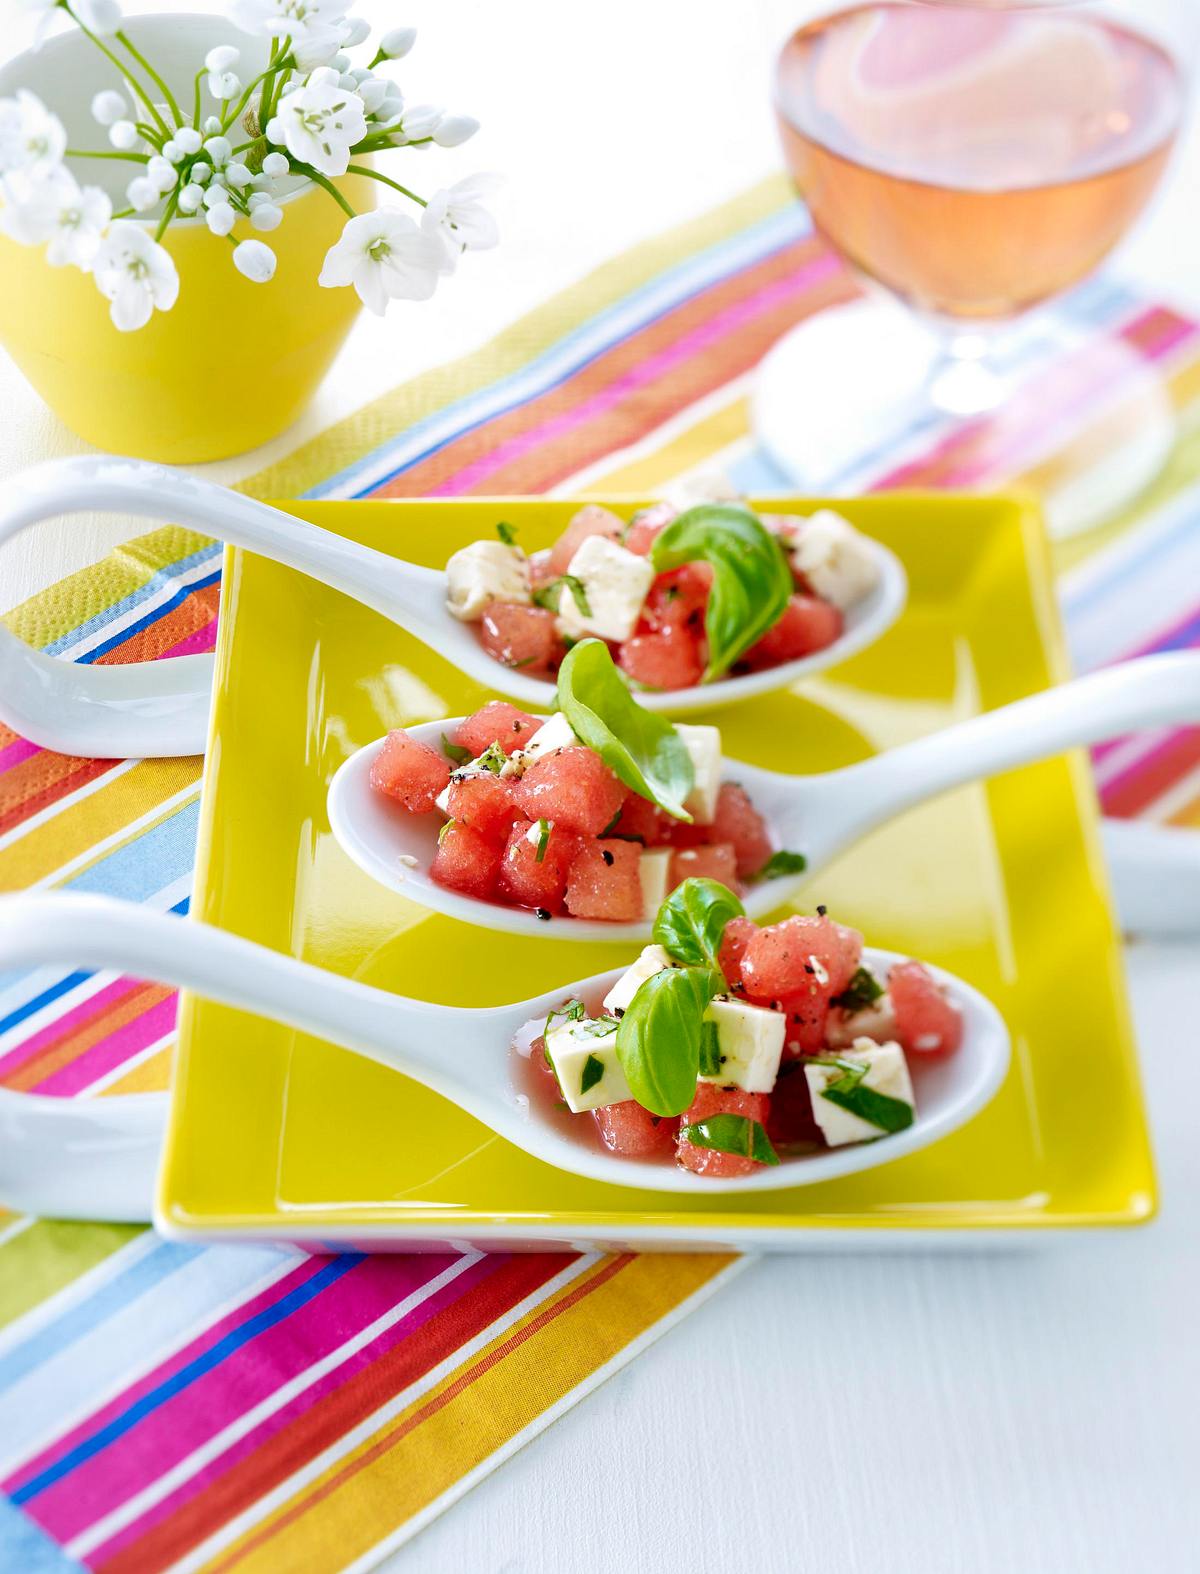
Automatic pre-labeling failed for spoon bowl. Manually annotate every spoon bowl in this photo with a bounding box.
[0,893,1010,1210]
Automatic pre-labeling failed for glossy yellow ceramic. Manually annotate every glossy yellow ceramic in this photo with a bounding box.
[157,494,1156,1249]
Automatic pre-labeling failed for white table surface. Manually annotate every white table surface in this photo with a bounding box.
[1,3,1197,1571]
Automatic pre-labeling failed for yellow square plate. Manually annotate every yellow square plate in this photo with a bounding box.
[156,495,1156,1250]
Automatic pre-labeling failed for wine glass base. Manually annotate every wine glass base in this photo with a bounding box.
[752,295,1175,540]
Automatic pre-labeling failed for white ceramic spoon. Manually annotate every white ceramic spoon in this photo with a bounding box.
[0,892,1009,1221]
[0,454,906,756]
[330,649,1200,941]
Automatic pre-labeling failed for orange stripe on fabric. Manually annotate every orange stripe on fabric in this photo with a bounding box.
[0,755,117,838]
[2,981,174,1092]
[1103,731,1200,818]
[94,582,221,668]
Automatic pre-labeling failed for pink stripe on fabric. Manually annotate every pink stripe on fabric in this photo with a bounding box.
[89,1253,502,1565]
[157,619,219,661]
[1095,726,1197,800]
[432,253,842,497]
[32,993,178,1097]
[0,976,142,1078]
[0,737,39,773]
[23,1255,462,1542]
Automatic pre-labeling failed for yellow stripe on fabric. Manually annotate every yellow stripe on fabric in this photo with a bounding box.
[239,177,794,501]
[584,395,753,495]
[0,757,202,890]
[204,1253,731,1574]
[98,1043,174,1096]
[1,526,215,652]
[0,1219,144,1330]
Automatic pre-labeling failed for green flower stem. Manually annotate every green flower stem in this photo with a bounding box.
[294,164,357,219]
[134,122,164,148]
[64,5,170,139]
[116,30,183,128]
[66,147,150,163]
[346,165,426,207]
[153,188,179,242]
[192,69,205,131]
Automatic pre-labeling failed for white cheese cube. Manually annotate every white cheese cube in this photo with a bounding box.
[602,943,676,1015]
[445,540,531,622]
[699,996,785,1094]
[544,1019,632,1113]
[804,1037,915,1147]
[500,711,579,779]
[675,723,722,824]
[638,849,672,920]
[557,536,655,644]
[788,510,879,611]
[825,992,896,1049]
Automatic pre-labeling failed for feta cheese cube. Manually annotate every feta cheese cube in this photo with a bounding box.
[788,510,879,611]
[699,996,785,1094]
[638,849,672,920]
[500,711,580,779]
[676,723,722,824]
[804,1037,915,1147]
[825,991,896,1049]
[602,943,676,1015]
[557,536,655,643]
[544,1019,632,1113]
[445,540,531,622]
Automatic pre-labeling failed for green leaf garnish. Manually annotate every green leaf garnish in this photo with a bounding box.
[615,966,721,1117]
[556,639,694,821]
[441,734,472,765]
[830,966,884,1015]
[754,849,808,881]
[532,573,591,617]
[650,503,794,681]
[578,1014,620,1037]
[698,1019,722,1078]
[496,520,518,545]
[816,1058,913,1134]
[580,1053,605,1095]
[680,1113,780,1166]
[475,741,508,775]
[533,818,551,863]
[652,877,744,971]
[437,819,454,844]
[544,997,586,1037]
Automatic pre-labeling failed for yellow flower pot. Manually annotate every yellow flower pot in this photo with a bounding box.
[0,13,371,463]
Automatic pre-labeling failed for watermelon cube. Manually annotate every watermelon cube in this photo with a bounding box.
[709,782,774,878]
[564,839,644,921]
[548,504,625,575]
[619,626,704,691]
[623,502,676,556]
[668,843,739,893]
[640,563,712,632]
[455,701,543,758]
[743,594,843,669]
[430,819,503,899]
[676,1083,771,1177]
[609,788,676,845]
[889,960,963,1056]
[740,914,863,1002]
[718,915,758,991]
[514,747,626,836]
[445,771,518,840]
[369,730,451,814]
[497,818,582,913]
[480,603,563,672]
[776,988,830,1056]
[765,1061,823,1149]
[593,1101,678,1156]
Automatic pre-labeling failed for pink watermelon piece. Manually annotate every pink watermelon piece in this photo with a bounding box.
[668,843,739,893]
[548,504,625,575]
[740,913,863,1003]
[776,988,830,1056]
[623,502,676,556]
[676,1083,772,1177]
[514,747,626,837]
[889,960,963,1056]
[497,818,582,913]
[564,839,644,921]
[480,603,563,672]
[718,915,758,991]
[640,563,712,632]
[709,782,774,878]
[619,625,704,691]
[369,730,451,814]
[455,701,543,758]
[765,1062,823,1148]
[609,787,676,845]
[593,1101,678,1157]
[430,819,503,900]
[444,772,518,841]
[744,594,843,669]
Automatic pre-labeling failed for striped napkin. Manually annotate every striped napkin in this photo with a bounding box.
[2,175,1197,1572]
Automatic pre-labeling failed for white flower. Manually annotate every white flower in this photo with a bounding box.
[205,44,239,72]
[233,238,275,281]
[72,0,122,32]
[421,173,500,262]
[126,174,161,212]
[17,0,59,48]
[207,69,241,100]
[205,203,236,235]
[91,89,128,127]
[433,114,479,148]
[339,16,369,46]
[91,221,179,331]
[250,201,282,231]
[378,27,416,61]
[0,91,66,178]
[291,25,343,71]
[262,150,289,177]
[268,77,365,177]
[391,103,441,144]
[318,207,443,315]
[0,166,110,267]
[229,0,350,41]
[357,77,388,114]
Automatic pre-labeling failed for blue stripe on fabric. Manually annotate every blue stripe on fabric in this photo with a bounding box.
[0,970,93,1038]
[74,571,222,666]
[1062,485,1200,618]
[64,800,200,905]
[0,1495,83,1570]
[41,545,222,658]
[10,1254,365,1504]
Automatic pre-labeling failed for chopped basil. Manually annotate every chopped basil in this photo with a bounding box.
[544,997,586,1037]
[680,1113,780,1166]
[598,805,625,838]
[830,966,884,1015]
[698,1019,722,1077]
[437,818,454,844]
[816,1058,913,1134]
[578,1014,620,1037]
[556,639,694,821]
[753,849,808,881]
[475,741,508,775]
[652,877,744,971]
[580,1054,605,1095]
[650,503,793,681]
[533,573,591,617]
[615,965,721,1117]
[496,520,518,545]
[534,818,551,863]
[441,734,472,765]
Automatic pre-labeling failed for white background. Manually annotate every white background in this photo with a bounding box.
[0,3,1198,1571]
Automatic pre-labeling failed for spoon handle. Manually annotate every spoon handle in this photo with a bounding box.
[0,454,443,757]
[815,651,1200,853]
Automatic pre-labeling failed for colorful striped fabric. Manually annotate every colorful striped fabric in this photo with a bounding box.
[1,174,1198,1570]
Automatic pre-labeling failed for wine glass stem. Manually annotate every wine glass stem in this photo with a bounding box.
[926,328,1008,418]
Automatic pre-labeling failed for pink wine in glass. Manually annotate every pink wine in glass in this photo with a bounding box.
[776,3,1184,319]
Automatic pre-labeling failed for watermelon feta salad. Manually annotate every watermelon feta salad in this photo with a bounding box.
[443,495,880,690]
[515,878,964,1177]
[369,639,801,922]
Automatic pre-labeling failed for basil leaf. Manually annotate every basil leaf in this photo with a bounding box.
[496,520,517,545]
[754,849,808,881]
[532,573,591,617]
[437,819,454,844]
[556,639,695,821]
[580,1054,605,1094]
[650,503,794,681]
[818,1060,913,1134]
[441,734,472,765]
[475,741,508,775]
[698,1019,722,1078]
[652,877,744,970]
[680,1113,780,1166]
[544,997,586,1037]
[615,966,721,1117]
[830,966,884,1014]
[534,818,551,863]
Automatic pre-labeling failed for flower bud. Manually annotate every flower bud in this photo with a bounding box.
[233,239,276,283]
[203,135,231,166]
[147,155,177,193]
[205,204,237,237]
[432,115,479,148]
[250,202,283,232]
[126,175,161,213]
[175,128,203,155]
[178,183,205,213]
[109,121,139,151]
[340,17,370,46]
[205,45,240,72]
[202,182,232,208]
[91,90,127,127]
[380,27,417,60]
[223,161,251,188]
[262,151,289,177]
[203,115,222,135]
